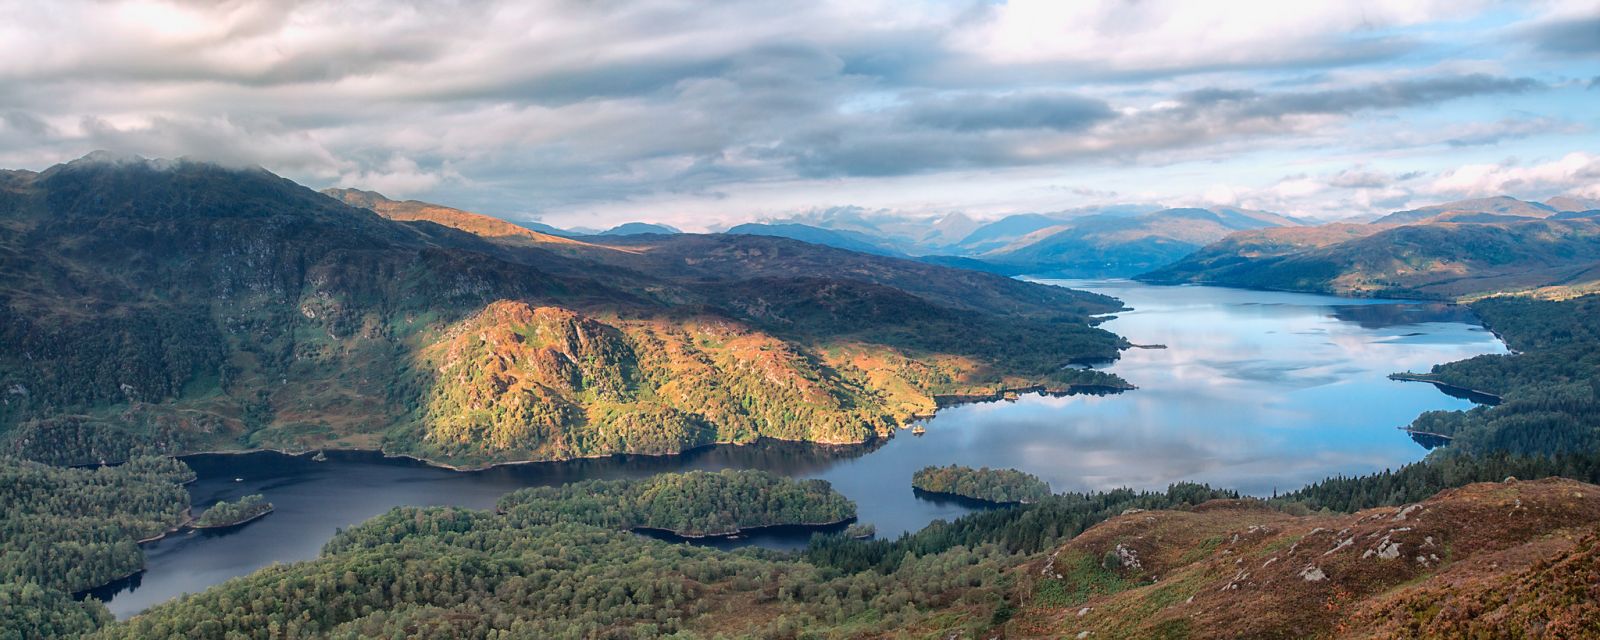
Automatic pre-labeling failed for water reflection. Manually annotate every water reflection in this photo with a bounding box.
[95,280,1505,618]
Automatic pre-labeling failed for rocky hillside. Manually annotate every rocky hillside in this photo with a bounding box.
[1010,478,1600,639]
[1140,216,1600,300]
[0,153,1126,467]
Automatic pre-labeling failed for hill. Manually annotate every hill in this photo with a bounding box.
[1011,478,1600,639]
[1140,215,1600,299]
[323,188,585,247]
[0,153,1126,468]
[724,222,906,256]
[1371,195,1559,225]
[976,206,1302,277]
[598,222,681,235]
[1548,195,1600,213]
[953,213,1072,254]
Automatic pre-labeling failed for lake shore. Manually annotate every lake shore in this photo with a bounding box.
[177,382,1133,474]
[632,516,856,541]
[1388,374,1503,405]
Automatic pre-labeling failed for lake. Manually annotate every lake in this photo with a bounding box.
[91,280,1506,618]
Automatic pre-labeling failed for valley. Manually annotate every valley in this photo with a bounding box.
[7,5,1600,638]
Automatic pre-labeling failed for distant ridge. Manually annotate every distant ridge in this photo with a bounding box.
[725,222,906,256]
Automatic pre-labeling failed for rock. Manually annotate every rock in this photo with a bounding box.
[1113,543,1142,570]
[1504,476,1518,483]
[1300,566,1327,582]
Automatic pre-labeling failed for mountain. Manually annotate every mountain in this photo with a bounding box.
[1141,215,1600,299]
[750,208,976,255]
[925,212,982,248]
[324,188,587,248]
[0,153,1126,468]
[1545,195,1600,213]
[724,222,906,256]
[598,222,681,235]
[975,206,1303,277]
[952,213,1070,254]
[1371,196,1559,225]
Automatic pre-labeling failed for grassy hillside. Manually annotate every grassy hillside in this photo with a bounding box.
[0,154,1126,468]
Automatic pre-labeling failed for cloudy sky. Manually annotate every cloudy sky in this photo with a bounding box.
[2,0,1597,230]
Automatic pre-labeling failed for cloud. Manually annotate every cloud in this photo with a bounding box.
[1178,74,1544,119]
[0,0,1593,229]
[903,91,1116,131]
[1429,153,1600,199]
[1520,14,1600,56]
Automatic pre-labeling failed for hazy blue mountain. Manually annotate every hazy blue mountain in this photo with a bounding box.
[954,213,1070,254]
[973,206,1302,277]
[1547,195,1600,213]
[1371,196,1559,225]
[597,222,683,236]
[725,222,906,256]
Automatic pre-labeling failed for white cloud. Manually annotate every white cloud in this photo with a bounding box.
[0,0,1594,229]
[1430,152,1600,199]
[950,0,1483,70]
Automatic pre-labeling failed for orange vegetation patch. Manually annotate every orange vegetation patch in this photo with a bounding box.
[1010,478,1600,640]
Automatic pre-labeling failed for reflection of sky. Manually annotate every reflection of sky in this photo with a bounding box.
[811,280,1506,534]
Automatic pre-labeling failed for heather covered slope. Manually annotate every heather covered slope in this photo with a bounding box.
[0,153,1125,467]
[74,473,1600,639]
[1141,216,1600,299]
[1010,478,1600,639]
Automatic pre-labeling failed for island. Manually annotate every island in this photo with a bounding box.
[496,469,856,538]
[912,465,1052,505]
[193,495,274,529]
[844,523,876,539]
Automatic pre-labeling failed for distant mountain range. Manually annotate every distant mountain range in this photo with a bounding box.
[0,153,1125,468]
[724,222,907,257]
[972,206,1307,277]
[726,204,1301,277]
[716,194,1600,292]
[1143,196,1600,299]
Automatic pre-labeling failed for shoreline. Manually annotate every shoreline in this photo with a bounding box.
[1388,374,1504,405]
[192,506,275,531]
[177,382,1133,474]
[631,516,856,541]
[135,510,194,544]
[911,486,1032,508]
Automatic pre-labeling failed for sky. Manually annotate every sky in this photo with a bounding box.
[1,0,1597,231]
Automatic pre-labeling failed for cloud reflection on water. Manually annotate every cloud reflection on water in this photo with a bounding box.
[815,280,1507,530]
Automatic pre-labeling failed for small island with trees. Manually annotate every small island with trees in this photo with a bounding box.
[496,469,856,538]
[193,494,274,529]
[912,465,1052,505]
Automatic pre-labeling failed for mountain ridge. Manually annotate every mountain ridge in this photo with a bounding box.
[0,153,1127,468]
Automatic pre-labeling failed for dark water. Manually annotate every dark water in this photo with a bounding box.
[93,280,1505,618]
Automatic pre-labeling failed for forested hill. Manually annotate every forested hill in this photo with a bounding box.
[1139,215,1600,300]
[0,152,1126,468]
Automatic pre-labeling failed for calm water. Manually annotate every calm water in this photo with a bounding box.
[92,280,1505,618]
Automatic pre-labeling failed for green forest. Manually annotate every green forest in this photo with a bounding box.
[911,465,1052,504]
[194,494,273,528]
[493,469,856,537]
[1395,294,1600,456]
[0,456,194,639]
